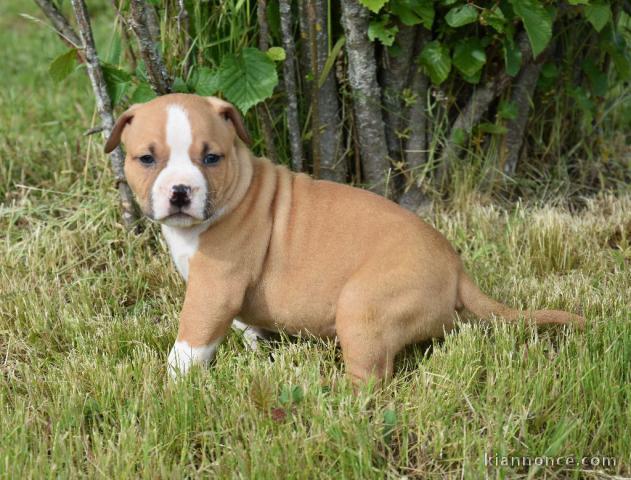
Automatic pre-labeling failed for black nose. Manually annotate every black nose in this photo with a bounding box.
[169,184,191,208]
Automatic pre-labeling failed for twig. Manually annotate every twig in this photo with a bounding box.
[340,0,390,194]
[255,0,279,162]
[33,0,81,49]
[70,0,138,227]
[129,0,171,94]
[307,0,321,178]
[279,0,303,172]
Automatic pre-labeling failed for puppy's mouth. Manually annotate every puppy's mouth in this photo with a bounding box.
[158,211,205,227]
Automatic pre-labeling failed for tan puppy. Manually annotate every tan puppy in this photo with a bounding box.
[105,93,584,382]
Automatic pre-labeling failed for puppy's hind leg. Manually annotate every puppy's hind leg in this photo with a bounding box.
[232,318,269,351]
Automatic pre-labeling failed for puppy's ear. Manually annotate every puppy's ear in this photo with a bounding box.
[205,96,251,146]
[104,105,139,153]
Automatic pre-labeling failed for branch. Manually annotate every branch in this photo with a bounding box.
[340,0,390,195]
[255,0,279,162]
[34,0,81,48]
[307,0,321,178]
[436,31,532,181]
[129,0,171,95]
[70,0,138,227]
[501,57,546,177]
[279,0,304,172]
[381,23,416,162]
[399,28,431,210]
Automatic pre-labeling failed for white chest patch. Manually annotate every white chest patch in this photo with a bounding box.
[162,222,209,281]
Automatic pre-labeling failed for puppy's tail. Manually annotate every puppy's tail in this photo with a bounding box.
[457,272,585,329]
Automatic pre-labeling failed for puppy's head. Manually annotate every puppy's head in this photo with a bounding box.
[105,94,250,228]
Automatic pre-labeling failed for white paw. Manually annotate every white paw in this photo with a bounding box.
[167,339,221,379]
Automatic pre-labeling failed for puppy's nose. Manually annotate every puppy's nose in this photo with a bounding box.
[169,184,191,208]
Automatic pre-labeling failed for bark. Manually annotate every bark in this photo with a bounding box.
[436,31,532,181]
[381,24,416,162]
[340,0,390,195]
[70,0,138,227]
[279,0,303,172]
[398,29,431,211]
[129,0,171,94]
[501,60,544,177]
[256,0,280,162]
[34,0,81,48]
[313,0,345,182]
[306,0,321,178]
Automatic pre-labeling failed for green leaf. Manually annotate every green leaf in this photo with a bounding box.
[129,82,156,104]
[452,127,467,146]
[503,38,522,77]
[319,36,346,88]
[582,59,608,97]
[419,40,451,84]
[291,385,304,403]
[359,0,388,13]
[453,39,486,78]
[49,48,77,83]
[568,0,589,4]
[510,0,554,57]
[368,17,399,46]
[218,47,278,113]
[481,5,506,33]
[498,100,518,120]
[445,4,478,28]
[389,0,434,29]
[191,66,220,96]
[266,47,286,62]
[172,77,189,93]
[383,409,397,443]
[477,122,508,134]
[584,2,611,32]
[541,63,559,78]
[101,63,132,107]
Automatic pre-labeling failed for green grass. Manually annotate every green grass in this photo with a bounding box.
[1,2,630,478]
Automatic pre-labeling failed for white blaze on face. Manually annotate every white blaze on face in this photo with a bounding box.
[151,104,207,226]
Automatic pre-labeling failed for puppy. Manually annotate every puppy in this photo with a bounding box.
[105,93,584,382]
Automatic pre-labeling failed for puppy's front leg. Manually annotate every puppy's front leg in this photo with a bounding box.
[168,261,244,379]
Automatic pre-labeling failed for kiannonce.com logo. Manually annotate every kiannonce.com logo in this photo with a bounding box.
[484,453,618,468]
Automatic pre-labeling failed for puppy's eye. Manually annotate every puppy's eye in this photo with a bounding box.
[202,153,222,165]
[139,154,155,165]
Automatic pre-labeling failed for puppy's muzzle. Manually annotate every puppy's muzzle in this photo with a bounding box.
[170,184,192,209]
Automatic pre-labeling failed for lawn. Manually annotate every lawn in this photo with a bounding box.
[0,2,629,478]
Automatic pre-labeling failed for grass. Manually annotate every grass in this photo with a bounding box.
[1,1,630,478]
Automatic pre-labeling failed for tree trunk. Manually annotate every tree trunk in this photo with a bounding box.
[129,0,171,95]
[70,0,138,227]
[381,23,416,163]
[279,0,303,172]
[340,0,390,195]
[313,0,345,182]
[398,29,430,211]
[501,61,544,177]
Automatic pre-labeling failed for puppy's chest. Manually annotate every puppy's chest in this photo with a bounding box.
[162,225,205,281]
